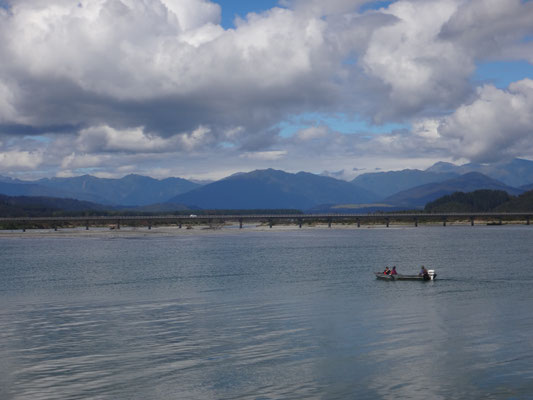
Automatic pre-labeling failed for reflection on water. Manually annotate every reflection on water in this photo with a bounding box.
[1,227,533,399]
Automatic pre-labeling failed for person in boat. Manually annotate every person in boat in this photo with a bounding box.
[419,266,430,280]
[383,266,391,275]
[390,266,397,276]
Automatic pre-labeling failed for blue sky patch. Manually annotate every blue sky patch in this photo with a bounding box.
[214,0,282,29]
[278,112,409,138]
[24,135,51,144]
[474,60,533,88]
[359,1,395,12]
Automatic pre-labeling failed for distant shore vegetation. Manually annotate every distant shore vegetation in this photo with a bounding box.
[0,194,303,218]
[424,189,533,213]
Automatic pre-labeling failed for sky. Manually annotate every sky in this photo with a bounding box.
[1,0,533,181]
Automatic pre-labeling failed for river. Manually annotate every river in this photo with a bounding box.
[1,226,533,399]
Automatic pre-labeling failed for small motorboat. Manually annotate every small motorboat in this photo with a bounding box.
[375,270,437,281]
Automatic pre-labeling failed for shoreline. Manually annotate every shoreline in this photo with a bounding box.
[0,220,531,238]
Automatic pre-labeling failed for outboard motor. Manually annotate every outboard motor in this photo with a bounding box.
[428,270,437,280]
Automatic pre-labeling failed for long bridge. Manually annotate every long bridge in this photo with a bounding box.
[0,213,531,231]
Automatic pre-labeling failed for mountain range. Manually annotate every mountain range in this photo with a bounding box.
[168,169,377,210]
[0,174,199,206]
[1,158,533,211]
[351,169,458,198]
[384,172,522,207]
[425,158,533,188]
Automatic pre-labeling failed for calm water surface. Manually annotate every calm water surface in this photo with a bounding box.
[1,226,533,399]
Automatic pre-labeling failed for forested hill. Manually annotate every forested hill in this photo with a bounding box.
[424,190,533,213]
[0,194,110,217]
[493,190,533,212]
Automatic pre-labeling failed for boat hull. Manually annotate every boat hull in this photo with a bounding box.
[374,272,436,281]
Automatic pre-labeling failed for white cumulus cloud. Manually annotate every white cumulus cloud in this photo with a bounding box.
[296,126,329,141]
[240,150,287,161]
[434,79,533,162]
[0,150,43,169]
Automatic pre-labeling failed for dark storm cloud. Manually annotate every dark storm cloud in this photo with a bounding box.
[0,123,80,136]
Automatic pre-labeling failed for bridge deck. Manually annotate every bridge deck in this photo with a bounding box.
[0,212,531,229]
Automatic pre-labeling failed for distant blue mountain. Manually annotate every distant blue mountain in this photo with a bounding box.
[384,172,522,208]
[0,176,23,183]
[2,158,532,210]
[425,158,533,188]
[36,174,200,206]
[350,158,533,200]
[520,183,533,192]
[0,174,200,206]
[351,169,458,199]
[0,181,77,198]
[168,169,378,210]
[424,161,458,174]
[0,193,110,217]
